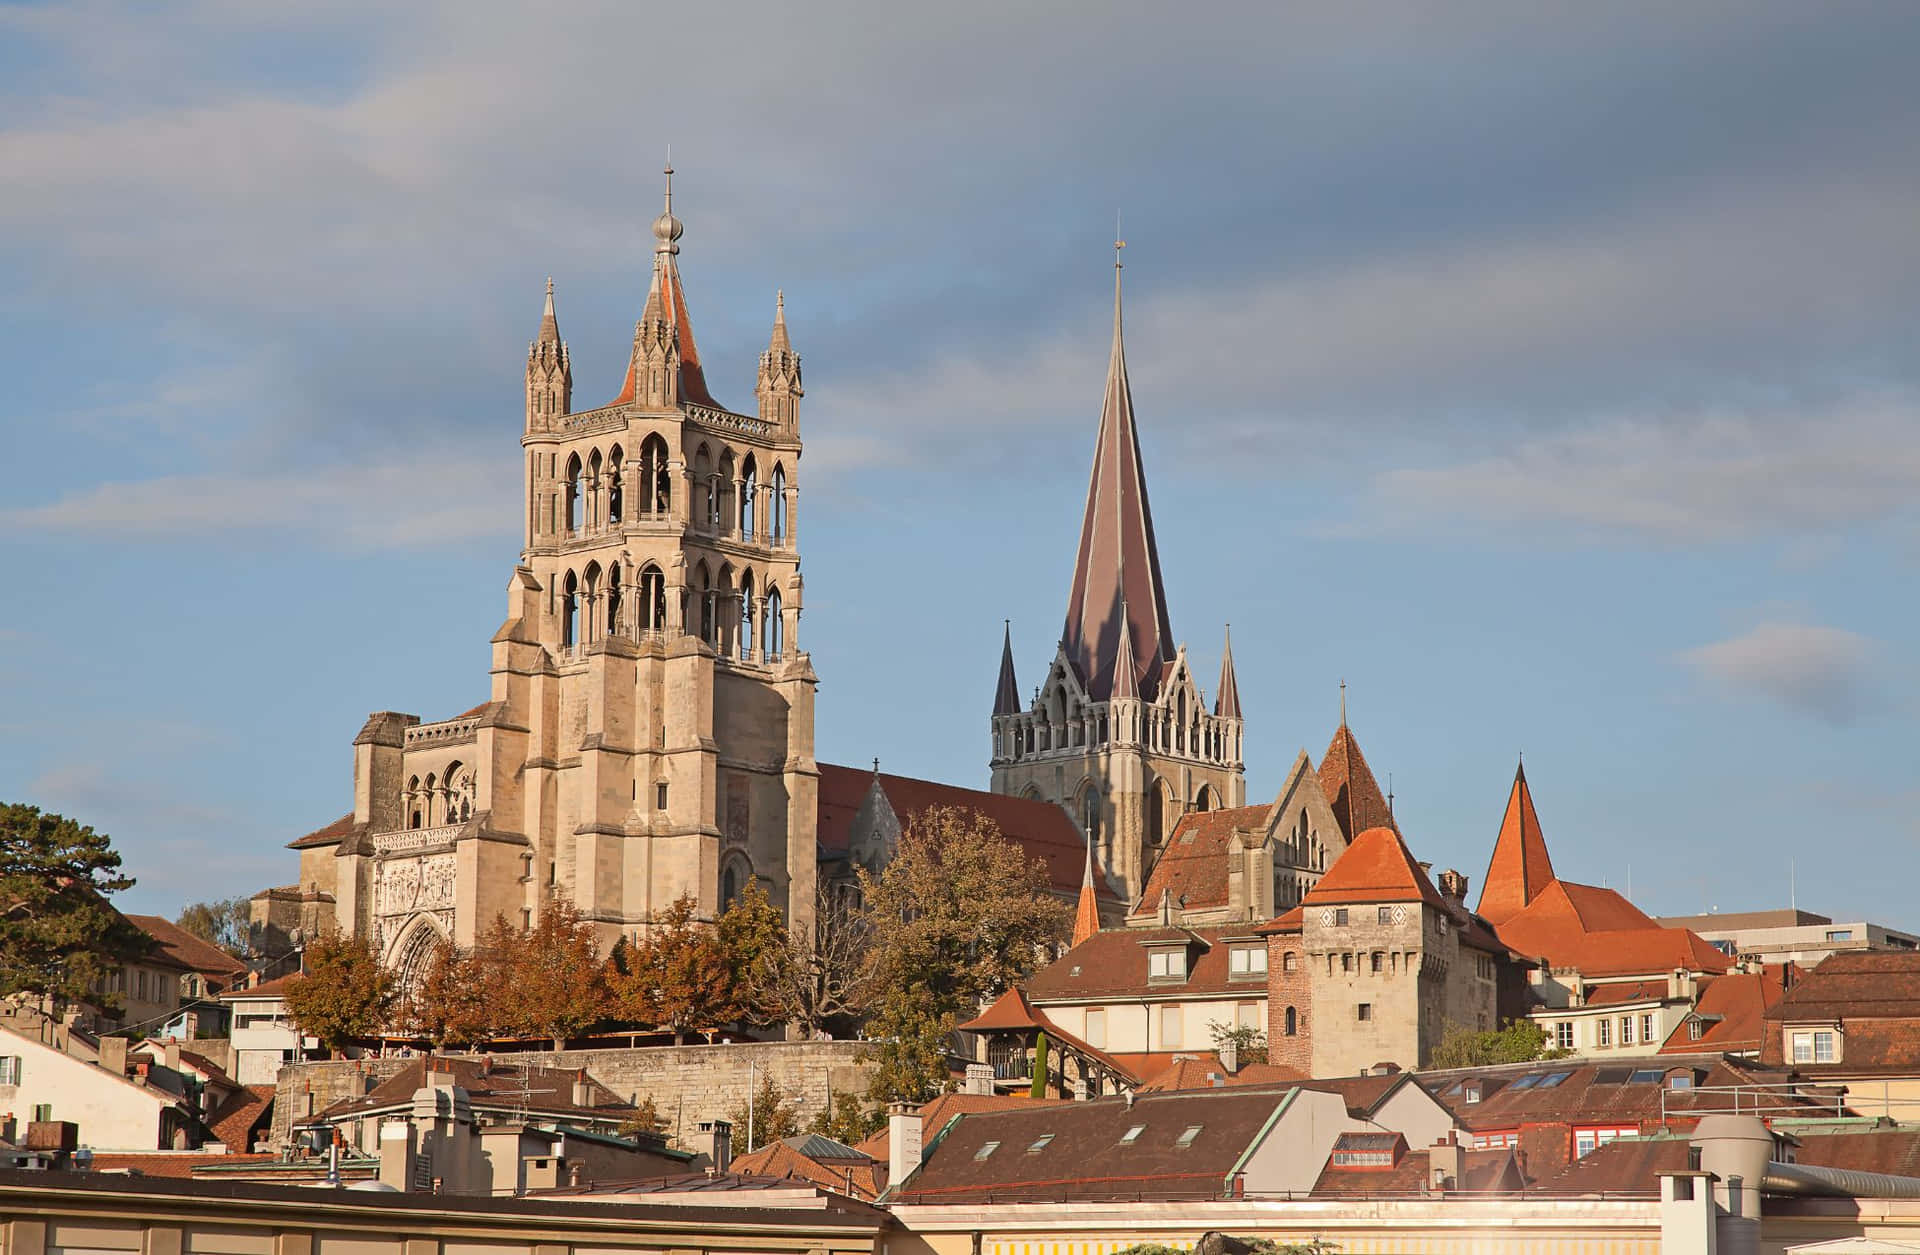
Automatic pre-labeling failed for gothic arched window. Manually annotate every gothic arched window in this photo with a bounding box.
[771,464,787,542]
[606,444,624,523]
[564,454,583,534]
[639,564,666,634]
[561,569,579,648]
[764,586,783,660]
[641,435,671,516]
[606,566,622,636]
[740,455,758,539]
[1284,1006,1298,1036]
[739,571,756,658]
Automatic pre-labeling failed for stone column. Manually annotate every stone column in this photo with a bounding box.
[732,476,748,539]
[670,459,688,526]
[784,486,799,549]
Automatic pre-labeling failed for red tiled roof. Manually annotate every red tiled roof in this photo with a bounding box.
[287,813,355,850]
[815,764,1122,904]
[609,250,720,409]
[1254,906,1305,936]
[1659,966,1790,1055]
[1422,1055,1820,1133]
[730,1137,883,1201]
[1025,925,1269,1003]
[221,974,297,1002]
[1532,1135,1685,1195]
[1302,827,1446,910]
[1138,805,1273,914]
[126,916,247,982]
[318,1057,625,1121]
[1312,1146,1522,1197]
[1317,723,1397,842]
[1492,879,1728,977]
[1476,764,1555,926]
[1581,981,1669,1008]
[1294,1073,1410,1119]
[1135,1057,1304,1092]
[88,1153,279,1179]
[959,987,1047,1033]
[1766,950,1920,1024]
[206,1085,274,1153]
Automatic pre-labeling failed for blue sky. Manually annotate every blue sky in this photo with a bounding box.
[2,2,1917,924]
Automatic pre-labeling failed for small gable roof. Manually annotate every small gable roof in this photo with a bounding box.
[1137,804,1272,913]
[126,916,247,982]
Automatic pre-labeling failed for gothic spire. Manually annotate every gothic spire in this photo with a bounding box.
[1072,838,1101,948]
[537,276,561,345]
[1476,759,1557,926]
[756,289,803,428]
[1214,625,1242,719]
[1060,243,1174,702]
[993,621,1022,717]
[611,162,719,409]
[526,277,571,427]
[1110,610,1139,701]
[770,288,791,352]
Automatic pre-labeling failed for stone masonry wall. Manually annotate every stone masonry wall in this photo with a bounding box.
[269,1040,872,1151]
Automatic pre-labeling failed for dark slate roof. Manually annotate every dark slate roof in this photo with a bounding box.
[314,1058,627,1122]
[890,1087,1294,1204]
[1059,263,1174,703]
[1419,1055,1828,1133]
[993,622,1021,717]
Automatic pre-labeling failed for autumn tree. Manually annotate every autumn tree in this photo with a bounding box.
[717,880,787,1023]
[749,884,872,1035]
[857,806,1069,1105]
[176,896,251,958]
[0,803,149,1009]
[401,937,493,1050]
[609,894,734,1043]
[284,930,393,1056]
[503,900,606,1049]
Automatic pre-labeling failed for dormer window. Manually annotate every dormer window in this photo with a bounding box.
[1148,949,1188,981]
[1790,1028,1838,1064]
[1228,947,1267,979]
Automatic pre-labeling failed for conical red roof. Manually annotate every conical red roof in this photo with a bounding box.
[1318,722,1396,841]
[1477,762,1556,925]
[1303,826,1445,909]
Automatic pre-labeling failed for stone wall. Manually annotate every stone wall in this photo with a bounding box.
[269,1040,872,1150]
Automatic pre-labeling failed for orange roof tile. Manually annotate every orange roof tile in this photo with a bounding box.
[1493,879,1728,976]
[287,812,355,850]
[1476,763,1556,925]
[1135,1057,1304,1092]
[1317,723,1397,841]
[1137,804,1272,914]
[125,916,247,982]
[1659,966,1790,1055]
[609,251,720,410]
[855,1093,1070,1164]
[1303,826,1445,909]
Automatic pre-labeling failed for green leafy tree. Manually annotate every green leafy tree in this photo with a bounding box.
[805,1091,883,1144]
[716,879,786,1021]
[175,897,252,959]
[1430,1017,1565,1070]
[0,803,148,1009]
[728,1071,801,1156]
[857,806,1070,1105]
[284,930,393,1056]
[1208,1020,1270,1065]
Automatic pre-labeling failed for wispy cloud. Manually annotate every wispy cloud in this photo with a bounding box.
[1367,401,1920,544]
[1678,622,1883,724]
[2,448,518,548]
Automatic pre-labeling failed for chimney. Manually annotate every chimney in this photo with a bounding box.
[1669,968,1698,1001]
[162,1039,181,1073]
[887,1103,923,1183]
[698,1120,733,1175]
[379,1120,417,1191]
[964,1063,994,1096]
[98,1037,129,1078]
[1218,1036,1240,1076]
[1437,869,1468,903]
[1429,1133,1463,1193]
[572,1079,593,1108]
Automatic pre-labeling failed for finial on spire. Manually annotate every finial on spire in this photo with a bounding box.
[1339,678,1348,728]
[652,157,683,255]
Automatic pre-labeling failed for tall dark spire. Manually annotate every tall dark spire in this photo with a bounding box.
[1214,625,1242,719]
[993,621,1022,717]
[1060,242,1174,701]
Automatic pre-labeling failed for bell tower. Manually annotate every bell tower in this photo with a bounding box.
[989,244,1245,903]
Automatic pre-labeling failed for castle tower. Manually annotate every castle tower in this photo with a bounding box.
[989,247,1245,903]
[326,165,817,974]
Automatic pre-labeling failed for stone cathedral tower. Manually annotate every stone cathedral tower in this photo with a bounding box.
[299,169,817,980]
[989,251,1245,904]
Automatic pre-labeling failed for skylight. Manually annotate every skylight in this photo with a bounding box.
[1535,1071,1572,1089]
[974,1141,1000,1161]
[1175,1125,1204,1148]
[1508,1074,1542,1091]
[1026,1134,1054,1154]
[1120,1124,1147,1145]
[1628,1069,1665,1084]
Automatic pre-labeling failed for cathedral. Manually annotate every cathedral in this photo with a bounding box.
[987,252,1247,904]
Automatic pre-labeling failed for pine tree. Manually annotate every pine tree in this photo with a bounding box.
[0,803,148,1009]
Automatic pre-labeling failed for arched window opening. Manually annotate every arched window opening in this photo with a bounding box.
[581,563,602,644]
[561,569,579,648]
[423,773,438,826]
[406,775,422,829]
[606,566,622,636]
[764,586,783,660]
[716,562,736,656]
[564,454,583,534]
[1145,780,1165,847]
[716,450,736,534]
[721,856,752,909]
[693,445,714,532]
[1194,784,1216,813]
[739,571,756,658]
[1284,1006,1298,1036]
[740,456,758,539]
[639,564,666,635]
[694,563,716,647]
[587,449,603,530]
[606,444,624,523]
[771,465,787,542]
[641,435,672,516]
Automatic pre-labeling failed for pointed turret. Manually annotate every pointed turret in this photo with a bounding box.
[1061,246,1175,701]
[993,621,1022,717]
[1476,760,1557,926]
[1318,712,1397,842]
[1072,840,1102,947]
[1214,625,1242,719]
[612,162,720,410]
[1109,611,1139,700]
[756,289,803,429]
[525,277,571,429]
